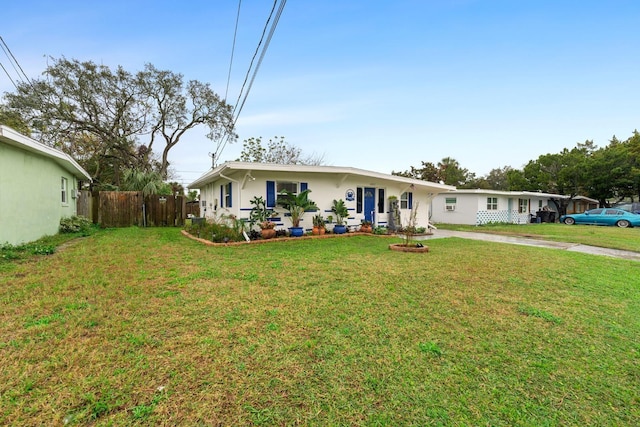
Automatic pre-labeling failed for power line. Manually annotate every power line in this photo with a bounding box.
[213,0,287,165]
[0,36,33,87]
[0,61,18,90]
[224,0,242,102]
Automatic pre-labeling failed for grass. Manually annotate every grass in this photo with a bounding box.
[1,227,639,425]
[435,222,640,252]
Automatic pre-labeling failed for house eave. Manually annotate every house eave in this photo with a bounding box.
[188,161,456,193]
[0,125,92,181]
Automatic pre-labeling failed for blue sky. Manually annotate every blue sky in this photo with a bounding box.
[2,1,640,187]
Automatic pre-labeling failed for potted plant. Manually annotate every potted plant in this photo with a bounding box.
[360,219,373,233]
[249,196,277,239]
[277,189,318,237]
[331,199,349,234]
[312,214,326,235]
[259,219,277,239]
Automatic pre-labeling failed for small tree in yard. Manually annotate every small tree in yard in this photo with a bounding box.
[402,202,419,247]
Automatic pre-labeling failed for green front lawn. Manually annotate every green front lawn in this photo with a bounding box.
[1,228,638,425]
[435,222,640,252]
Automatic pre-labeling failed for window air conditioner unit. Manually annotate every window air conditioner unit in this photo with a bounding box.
[445,205,455,211]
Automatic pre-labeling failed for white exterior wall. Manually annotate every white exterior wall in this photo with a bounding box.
[432,192,561,226]
[0,126,90,245]
[197,169,437,231]
[431,193,478,225]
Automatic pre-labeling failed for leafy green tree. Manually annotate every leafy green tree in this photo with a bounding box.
[438,157,474,187]
[0,105,30,135]
[138,64,235,178]
[483,166,513,190]
[187,190,199,202]
[4,58,144,186]
[506,168,529,190]
[393,157,474,187]
[3,57,234,185]
[392,161,440,182]
[236,136,324,165]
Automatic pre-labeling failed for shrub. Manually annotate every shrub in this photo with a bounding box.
[373,226,388,235]
[60,216,93,234]
[184,215,246,243]
[1,241,55,260]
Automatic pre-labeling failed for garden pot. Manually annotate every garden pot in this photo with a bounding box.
[312,226,326,235]
[260,228,276,239]
[360,225,372,233]
[289,227,305,237]
[333,224,347,234]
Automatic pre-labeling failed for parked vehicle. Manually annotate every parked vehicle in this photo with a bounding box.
[560,208,640,228]
[613,202,640,214]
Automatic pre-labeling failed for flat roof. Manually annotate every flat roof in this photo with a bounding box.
[189,161,456,193]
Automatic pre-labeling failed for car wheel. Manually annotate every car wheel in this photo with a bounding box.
[616,220,630,228]
[563,217,575,225]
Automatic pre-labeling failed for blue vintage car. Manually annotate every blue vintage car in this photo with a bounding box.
[560,208,640,228]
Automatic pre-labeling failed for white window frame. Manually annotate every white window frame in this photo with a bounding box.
[276,181,299,204]
[487,197,498,210]
[61,177,68,205]
[224,182,232,208]
[400,192,412,209]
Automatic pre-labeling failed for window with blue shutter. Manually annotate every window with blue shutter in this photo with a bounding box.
[300,182,308,192]
[266,181,276,208]
[400,192,413,209]
[220,185,224,208]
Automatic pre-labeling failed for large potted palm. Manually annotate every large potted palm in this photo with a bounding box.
[331,199,349,234]
[277,189,318,237]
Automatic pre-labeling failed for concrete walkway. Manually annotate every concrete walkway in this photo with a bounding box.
[419,229,640,262]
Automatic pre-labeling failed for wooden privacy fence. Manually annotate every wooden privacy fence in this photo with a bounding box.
[78,191,188,228]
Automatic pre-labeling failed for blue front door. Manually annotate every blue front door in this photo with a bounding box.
[364,187,375,223]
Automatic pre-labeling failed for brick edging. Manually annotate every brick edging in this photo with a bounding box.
[181,229,392,246]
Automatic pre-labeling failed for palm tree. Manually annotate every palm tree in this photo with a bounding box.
[120,168,164,197]
[277,189,317,228]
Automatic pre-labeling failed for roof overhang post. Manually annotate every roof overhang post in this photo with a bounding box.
[336,174,350,188]
[400,183,415,194]
[241,171,255,190]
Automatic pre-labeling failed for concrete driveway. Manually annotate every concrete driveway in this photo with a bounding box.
[420,229,640,262]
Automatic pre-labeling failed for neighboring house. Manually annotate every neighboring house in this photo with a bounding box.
[188,162,456,231]
[566,196,599,214]
[431,189,598,226]
[0,125,92,245]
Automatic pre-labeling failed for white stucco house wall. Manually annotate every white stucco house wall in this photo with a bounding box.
[431,189,597,226]
[188,162,456,231]
[0,125,92,245]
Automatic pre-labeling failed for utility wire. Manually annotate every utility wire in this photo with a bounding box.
[0,36,32,86]
[0,61,18,90]
[213,0,287,164]
[224,0,242,102]
[229,0,277,119]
